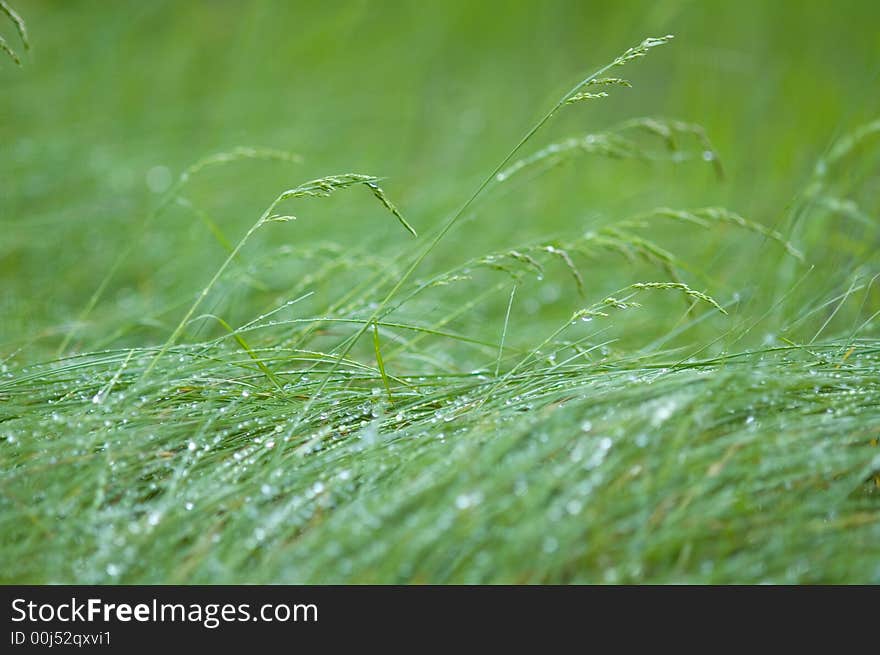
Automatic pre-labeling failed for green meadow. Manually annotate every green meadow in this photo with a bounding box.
[1,1,879,583]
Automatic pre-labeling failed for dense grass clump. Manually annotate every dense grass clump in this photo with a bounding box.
[1,3,879,583]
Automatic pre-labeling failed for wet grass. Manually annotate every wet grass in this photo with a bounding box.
[1,1,879,583]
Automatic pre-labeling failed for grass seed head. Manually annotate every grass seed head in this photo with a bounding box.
[613,34,675,66]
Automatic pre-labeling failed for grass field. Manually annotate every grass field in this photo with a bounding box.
[2,1,879,583]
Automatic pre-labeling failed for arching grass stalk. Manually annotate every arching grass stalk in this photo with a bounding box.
[294,35,676,419]
[58,147,303,355]
[493,280,726,389]
[142,174,415,379]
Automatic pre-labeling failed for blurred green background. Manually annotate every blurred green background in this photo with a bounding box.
[2,0,878,359]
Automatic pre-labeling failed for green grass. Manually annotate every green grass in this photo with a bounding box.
[1,1,879,583]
